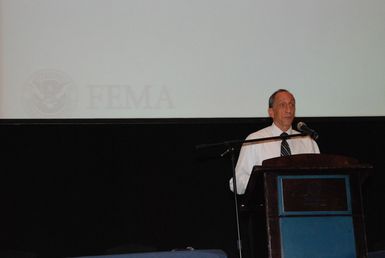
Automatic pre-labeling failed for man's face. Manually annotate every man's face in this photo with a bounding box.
[268,91,296,131]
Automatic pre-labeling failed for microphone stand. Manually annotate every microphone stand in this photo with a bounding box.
[196,133,307,258]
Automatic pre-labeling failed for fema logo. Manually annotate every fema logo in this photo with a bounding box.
[23,70,77,117]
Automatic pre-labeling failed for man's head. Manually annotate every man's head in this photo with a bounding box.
[268,89,296,132]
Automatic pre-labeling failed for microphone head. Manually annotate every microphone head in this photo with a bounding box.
[297,121,306,131]
[297,121,319,140]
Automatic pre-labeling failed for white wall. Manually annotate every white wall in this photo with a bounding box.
[1,0,384,118]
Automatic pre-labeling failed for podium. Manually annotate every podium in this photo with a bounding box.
[242,154,371,258]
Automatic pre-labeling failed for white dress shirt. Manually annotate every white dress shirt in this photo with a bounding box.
[230,123,320,194]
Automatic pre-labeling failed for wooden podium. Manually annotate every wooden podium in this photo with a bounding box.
[242,154,371,258]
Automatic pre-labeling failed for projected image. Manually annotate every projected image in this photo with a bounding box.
[1,0,384,118]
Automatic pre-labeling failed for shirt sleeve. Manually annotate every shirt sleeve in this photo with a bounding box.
[311,139,320,154]
[229,141,260,194]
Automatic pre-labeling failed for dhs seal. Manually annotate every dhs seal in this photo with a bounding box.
[23,70,77,117]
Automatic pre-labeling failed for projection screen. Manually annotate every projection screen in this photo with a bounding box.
[1,0,384,118]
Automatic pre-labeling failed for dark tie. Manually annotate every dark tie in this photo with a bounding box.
[280,132,291,156]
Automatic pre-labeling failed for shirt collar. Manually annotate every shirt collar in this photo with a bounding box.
[271,122,293,136]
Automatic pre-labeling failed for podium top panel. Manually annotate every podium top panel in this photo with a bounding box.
[258,154,372,171]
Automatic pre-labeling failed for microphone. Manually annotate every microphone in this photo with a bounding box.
[297,122,319,140]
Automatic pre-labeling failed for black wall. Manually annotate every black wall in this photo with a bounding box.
[0,117,384,258]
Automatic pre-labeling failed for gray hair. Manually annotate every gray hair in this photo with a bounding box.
[268,89,293,108]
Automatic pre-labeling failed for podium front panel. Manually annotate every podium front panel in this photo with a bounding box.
[280,216,356,258]
[277,175,352,215]
[263,170,367,258]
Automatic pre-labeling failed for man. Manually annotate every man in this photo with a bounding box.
[230,89,320,194]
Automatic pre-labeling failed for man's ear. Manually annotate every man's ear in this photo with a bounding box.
[268,108,274,118]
